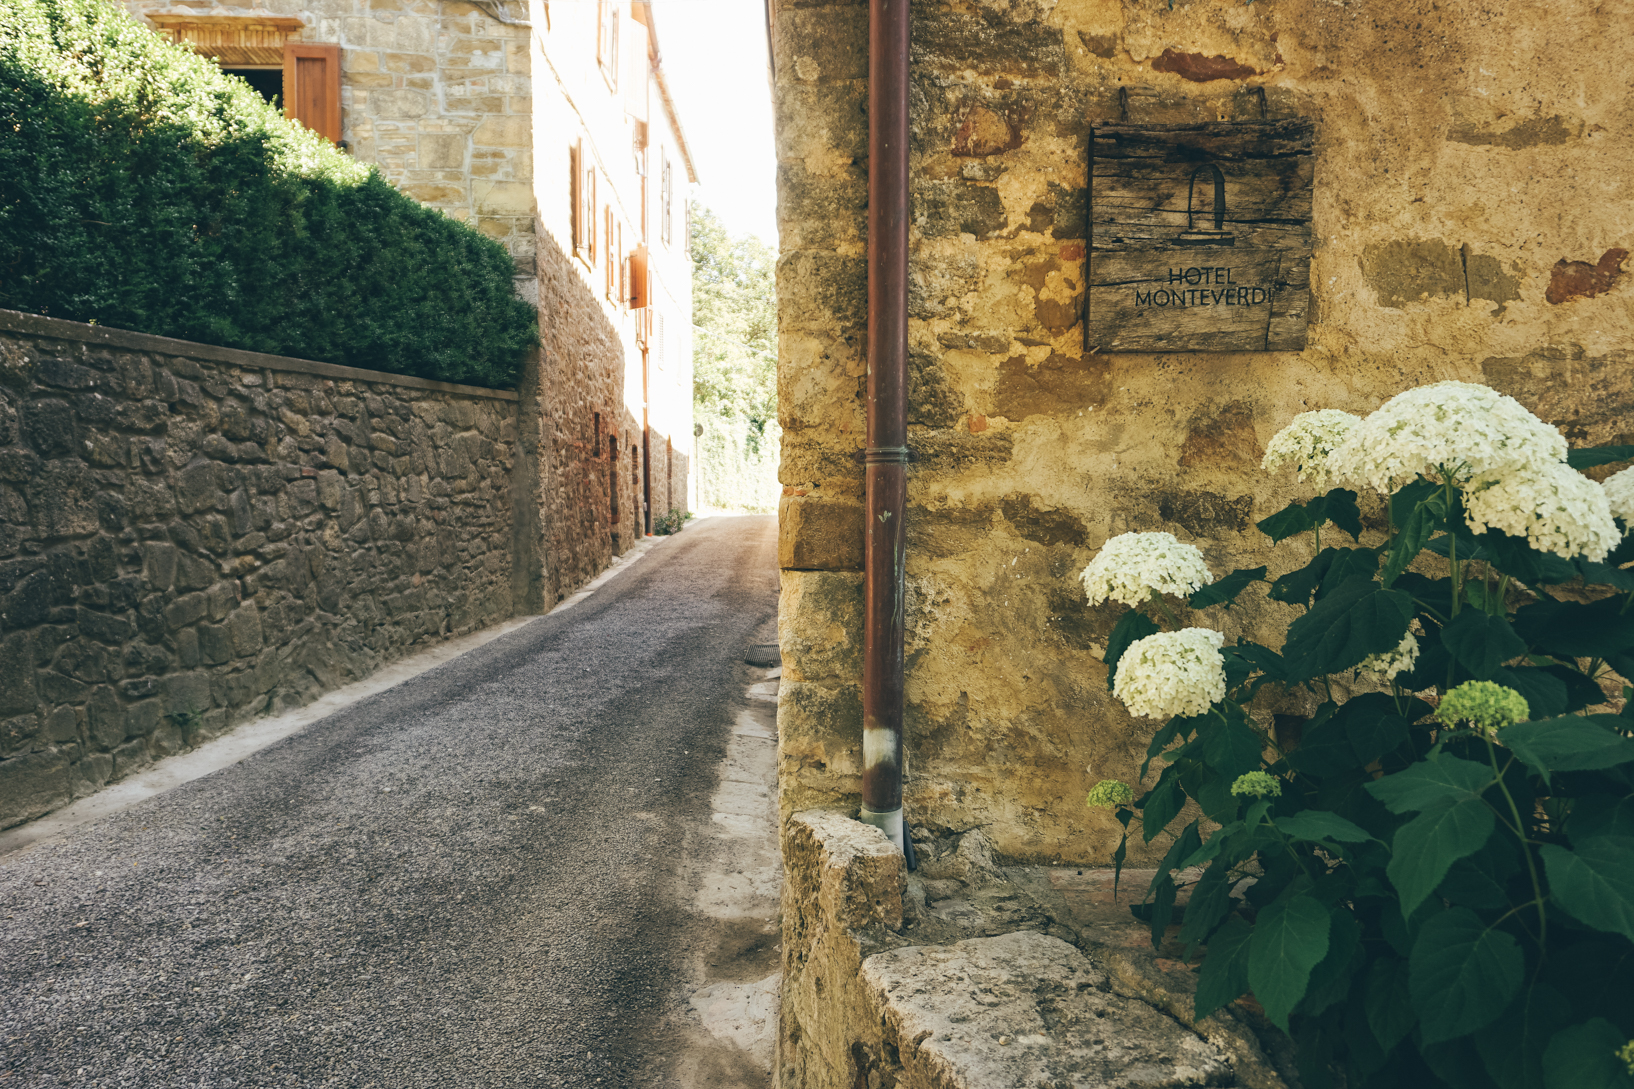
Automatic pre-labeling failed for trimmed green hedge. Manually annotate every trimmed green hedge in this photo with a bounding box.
[0,0,536,388]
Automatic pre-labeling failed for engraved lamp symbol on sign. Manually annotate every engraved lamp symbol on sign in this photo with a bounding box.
[1173,163,1234,248]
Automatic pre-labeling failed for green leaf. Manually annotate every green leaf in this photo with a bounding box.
[1514,596,1634,659]
[1364,956,1417,1054]
[1247,893,1332,1032]
[1578,559,1634,593]
[1500,716,1634,783]
[1141,766,1186,843]
[1387,796,1496,916]
[1178,862,1236,950]
[1474,983,1571,1089]
[1492,666,1570,720]
[1409,906,1525,1043]
[1105,609,1160,693]
[1275,811,1376,843]
[1259,496,1328,544]
[1541,664,1616,715]
[1382,483,1444,587]
[1569,796,1634,844]
[1366,754,1494,813]
[1323,488,1364,540]
[1194,915,1253,1021]
[1283,578,1415,681]
[1269,549,1337,606]
[1290,695,1411,779]
[1440,608,1529,681]
[1543,1018,1634,1089]
[1298,906,1362,1017]
[1566,444,1634,470]
[1200,704,1266,782]
[1541,837,1634,944]
[1483,529,1582,586]
[1190,566,1268,610]
[1317,548,1381,601]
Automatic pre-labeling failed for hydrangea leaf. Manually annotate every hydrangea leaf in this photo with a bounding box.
[1178,862,1236,951]
[1567,796,1634,845]
[1387,795,1496,917]
[1474,983,1571,1089]
[1409,906,1524,1044]
[1289,694,1409,778]
[1363,956,1417,1054]
[1491,666,1569,720]
[1258,496,1329,544]
[1565,444,1634,470]
[1282,577,1414,680]
[1482,529,1582,586]
[1499,716,1634,783]
[1513,597,1634,658]
[1439,608,1529,681]
[1141,766,1186,844]
[1103,609,1159,693]
[1323,488,1365,540]
[1540,837,1634,944]
[1542,1018,1634,1089]
[1298,906,1363,1018]
[1247,893,1332,1032]
[1577,559,1634,593]
[1189,565,1268,609]
[1382,483,1445,586]
[1194,914,1253,1021]
[1365,753,1493,813]
[1315,548,1380,600]
[1199,704,1264,781]
[1275,811,1376,843]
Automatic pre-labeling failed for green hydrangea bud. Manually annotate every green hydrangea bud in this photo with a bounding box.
[1434,680,1530,735]
[1619,1038,1634,1077]
[1231,771,1282,799]
[1086,780,1134,809]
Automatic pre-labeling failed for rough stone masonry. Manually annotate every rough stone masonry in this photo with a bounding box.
[771,0,1634,865]
[0,311,525,828]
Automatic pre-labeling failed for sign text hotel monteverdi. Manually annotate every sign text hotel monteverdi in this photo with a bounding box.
[1086,119,1315,353]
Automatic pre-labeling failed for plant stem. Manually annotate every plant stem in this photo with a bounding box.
[1149,589,1183,630]
[1446,477,1462,619]
[1485,735,1548,948]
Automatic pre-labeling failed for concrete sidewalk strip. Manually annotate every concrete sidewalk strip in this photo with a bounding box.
[0,534,680,861]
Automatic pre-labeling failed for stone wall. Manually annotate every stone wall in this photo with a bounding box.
[772,0,1634,862]
[0,310,526,829]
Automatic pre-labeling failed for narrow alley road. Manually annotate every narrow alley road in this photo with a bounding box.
[0,514,780,1089]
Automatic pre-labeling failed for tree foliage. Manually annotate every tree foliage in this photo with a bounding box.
[690,203,778,510]
[0,0,537,387]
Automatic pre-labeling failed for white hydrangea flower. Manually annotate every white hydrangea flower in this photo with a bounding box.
[1080,532,1215,608]
[1112,628,1227,720]
[1604,465,1634,526]
[1261,410,1363,490]
[1463,460,1620,562]
[1327,381,1567,493]
[1360,631,1419,682]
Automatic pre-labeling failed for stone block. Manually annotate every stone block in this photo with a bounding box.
[473,181,534,217]
[175,458,222,514]
[142,541,177,590]
[0,632,38,714]
[35,669,88,704]
[71,751,113,796]
[126,699,163,738]
[44,704,79,744]
[472,114,530,148]
[19,399,74,457]
[165,592,208,630]
[779,570,863,684]
[0,747,72,828]
[111,736,149,780]
[77,606,133,645]
[206,580,239,622]
[779,495,864,570]
[228,604,264,657]
[163,671,212,717]
[199,622,233,666]
[371,89,428,119]
[86,684,123,748]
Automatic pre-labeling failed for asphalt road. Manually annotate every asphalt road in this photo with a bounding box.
[0,514,780,1088]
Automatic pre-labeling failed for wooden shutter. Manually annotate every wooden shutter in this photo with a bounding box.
[283,43,341,143]
[570,142,584,259]
[628,245,649,309]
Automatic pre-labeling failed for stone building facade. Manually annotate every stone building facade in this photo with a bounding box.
[122,0,696,604]
[772,0,1633,865]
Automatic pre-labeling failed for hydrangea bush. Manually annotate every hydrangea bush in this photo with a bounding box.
[1083,381,1634,1089]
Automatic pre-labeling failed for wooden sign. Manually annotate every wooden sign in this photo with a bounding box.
[1086,120,1315,353]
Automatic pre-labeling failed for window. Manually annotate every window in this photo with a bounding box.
[609,436,620,523]
[660,153,673,247]
[572,142,596,268]
[283,43,341,143]
[597,1,619,91]
[593,412,602,457]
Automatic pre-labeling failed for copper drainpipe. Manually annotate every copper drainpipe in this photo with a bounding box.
[859,0,911,858]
